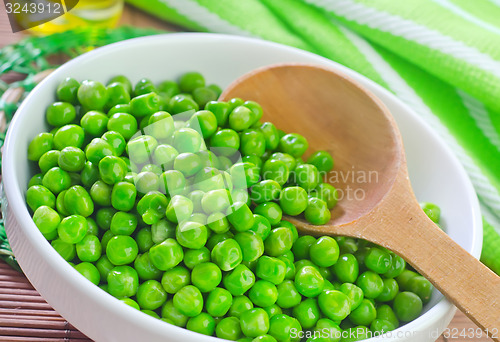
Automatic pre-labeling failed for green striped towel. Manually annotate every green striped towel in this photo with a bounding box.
[126,0,500,274]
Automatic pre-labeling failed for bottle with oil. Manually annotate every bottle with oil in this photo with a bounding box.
[16,0,124,35]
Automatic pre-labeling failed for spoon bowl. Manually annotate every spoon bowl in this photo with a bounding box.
[221,63,500,340]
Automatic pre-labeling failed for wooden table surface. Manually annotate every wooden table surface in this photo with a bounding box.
[0,3,494,342]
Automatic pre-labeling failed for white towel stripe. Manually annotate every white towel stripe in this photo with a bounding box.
[160,0,255,37]
[339,26,500,218]
[305,0,500,79]
[457,90,500,152]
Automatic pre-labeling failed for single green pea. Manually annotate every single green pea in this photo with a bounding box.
[294,164,320,191]
[318,290,351,321]
[64,185,94,217]
[210,128,240,156]
[85,138,115,165]
[110,211,138,236]
[107,113,138,140]
[364,247,392,274]
[264,227,293,257]
[304,197,331,226]
[160,170,186,197]
[191,262,222,292]
[211,238,243,271]
[86,217,99,236]
[46,102,76,127]
[53,124,85,150]
[348,299,376,327]
[249,280,278,308]
[230,162,260,189]
[107,265,139,298]
[383,254,406,279]
[199,189,230,215]
[105,81,131,109]
[228,106,254,132]
[175,220,208,250]
[229,295,254,318]
[153,145,178,170]
[144,111,175,141]
[420,202,441,223]
[312,319,342,342]
[183,247,210,269]
[254,202,282,226]
[56,146,85,173]
[157,80,179,97]
[78,80,108,111]
[339,283,364,311]
[263,305,282,319]
[126,135,158,165]
[79,111,108,137]
[311,183,338,209]
[223,264,256,296]
[186,312,216,336]
[51,239,76,261]
[370,319,396,334]
[396,269,419,290]
[249,214,272,241]
[171,152,202,178]
[134,78,157,97]
[42,167,71,194]
[292,298,320,329]
[226,202,255,232]
[149,238,184,271]
[161,300,189,327]
[257,256,287,285]
[307,151,334,174]
[121,298,140,310]
[136,280,167,310]
[187,110,218,138]
[278,255,296,280]
[279,133,308,158]
[240,129,266,157]
[95,207,116,230]
[206,212,230,234]
[278,186,308,217]
[249,180,280,204]
[106,235,138,265]
[111,181,137,212]
[80,161,99,188]
[406,275,433,304]
[294,266,324,298]
[308,236,340,268]
[75,262,100,285]
[376,305,399,329]
[32,205,60,235]
[356,271,384,299]
[268,314,301,342]
[173,285,204,317]
[333,254,359,284]
[179,72,205,93]
[204,101,229,127]
[261,159,289,186]
[257,122,279,151]
[96,255,114,281]
[57,214,88,244]
[136,191,168,225]
[269,153,296,173]
[98,156,127,185]
[134,252,162,281]
[161,265,191,293]
[169,94,199,114]
[151,219,176,244]
[240,308,270,338]
[216,316,242,340]
[28,133,54,161]
[172,127,203,154]
[393,292,423,322]
[57,77,80,104]
[28,173,44,188]
[130,92,160,118]
[76,234,102,262]
[375,278,399,303]
[234,231,265,262]
[108,103,131,116]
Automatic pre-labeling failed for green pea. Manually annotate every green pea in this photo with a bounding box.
[156,80,179,97]
[80,110,108,137]
[318,290,351,321]
[108,104,130,116]
[96,207,116,230]
[53,124,85,150]
[210,128,240,156]
[375,278,399,303]
[187,110,218,138]
[183,247,210,269]
[257,256,287,285]
[169,94,199,114]
[149,238,183,271]
[206,212,230,234]
[305,197,331,225]
[223,264,256,296]
[78,80,108,111]
[107,265,139,298]
[278,186,307,216]
[307,236,339,268]
[136,191,168,225]
[130,92,160,118]
[407,275,433,304]
[292,298,320,329]
[161,265,191,294]
[179,72,205,92]
[173,285,204,317]
[226,202,255,232]
[109,211,137,236]
[191,262,222,292]
[186,312,216,336]
[212,238,243,271]
[151,219,176,244]
[161,300,189,327]
[269,153,295,173]
[215,317,241,341]
[160,170,186,196]
[74,262,100,285]
[96,255,114,281]
[234,231,264,262]
[376,305,399,329]
[261,159,289,186]
[265,227,293,256]
[339,283,364,311]
[205,101,230,127]
[64,185,94,217]
[28,133,54,161]
[294,266,324,298]
[393,292,423,322]
[175,221,207,250]
[42,167,71,194]
[307,151,334,174]
[46,102,76,127]
[85,217,98,236]
[32,205,60,235]
[57,77,80,104]
[256,122,279,151]
[107,113,138,140]
[370,318,396,334]
[279,133,308,158]
[98,156,127,185]
[262,305,282,320]
[136,280,167,310]
[144,111,175,140]
[134,78,156,97]
[172,128,203,153]
[104,81,130,109]
[28,173,44,188]
[268,314,301,342]
[111,181,137,212]
[85,138,115,165]
[384,254,406,279]
[249,180,280,204]
[294,164,320,191]
[239,129,266,157]
[55,146,85,173]
[278,255,296,280]
[240,308,270,338]
[254,202,282,226]
[121,298,140,310]
[134,252,162,280]
[51,239,76,260]
[333,254,359,284]
[106,235,138,265]
[364,247,392,274]
[249,214,272,240]
[420,202,441,223]
[231,162,260,189]
[76,234,102,262]
[228,106,254,132]
[356,271,384,299]
[347,299,376,327]
[81,161,99,187]
[311,183,338,209]
[249,280,278,308]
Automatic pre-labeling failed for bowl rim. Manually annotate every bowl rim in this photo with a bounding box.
[2,32,482,341]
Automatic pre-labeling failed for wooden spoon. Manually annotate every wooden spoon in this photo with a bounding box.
[220,64,500,340]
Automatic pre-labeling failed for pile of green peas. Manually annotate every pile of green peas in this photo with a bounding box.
[26,71,439,341]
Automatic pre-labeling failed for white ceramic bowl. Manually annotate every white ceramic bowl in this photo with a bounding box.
[2,33,482,342]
